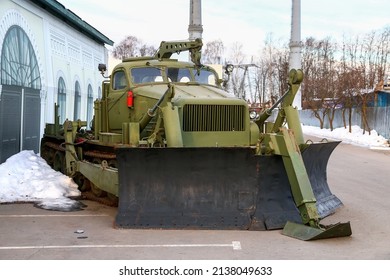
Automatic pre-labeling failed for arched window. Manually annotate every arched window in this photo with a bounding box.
[73,81,81,120]
[1,25,41,89]
[57,77,66,124]
[87,84,94,129]
[0,25,42,162]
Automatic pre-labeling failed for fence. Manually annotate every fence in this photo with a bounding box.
[299,106,390,139]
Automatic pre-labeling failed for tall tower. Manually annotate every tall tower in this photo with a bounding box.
[289,0,302,109]
[188,0,203,40]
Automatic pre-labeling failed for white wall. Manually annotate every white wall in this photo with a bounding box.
[0,0,109,139]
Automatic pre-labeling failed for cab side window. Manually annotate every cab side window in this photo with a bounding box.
[113,71,127,90]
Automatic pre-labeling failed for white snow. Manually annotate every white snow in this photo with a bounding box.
[302,125,390,149]
[0,150,84,211]
[0,125,388,211]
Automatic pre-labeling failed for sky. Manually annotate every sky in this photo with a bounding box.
[59,0,390,58]
[0,125,388,210]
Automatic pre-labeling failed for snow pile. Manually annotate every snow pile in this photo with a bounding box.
[302,125,389,149]
[0,150,84,211]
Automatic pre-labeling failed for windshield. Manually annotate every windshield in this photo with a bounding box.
[131,67,163,84]
[130,66,219,86]
[167,68,191,83]
[193,68,218,86]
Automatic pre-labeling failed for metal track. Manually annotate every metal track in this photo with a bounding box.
[82,191,118,207]
[41,137,118,207]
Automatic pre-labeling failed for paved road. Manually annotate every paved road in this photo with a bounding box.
[0,140,389,260]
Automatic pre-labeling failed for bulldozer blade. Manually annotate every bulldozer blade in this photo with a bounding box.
[115,147,300,230]
[282,221,352,241]
[301,141,343,218]
[114,145,343,231]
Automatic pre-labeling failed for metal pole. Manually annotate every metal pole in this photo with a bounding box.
[188,0,203,40]
[289,0,302,110]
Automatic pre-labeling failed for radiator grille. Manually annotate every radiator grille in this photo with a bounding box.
[182,104,246,132]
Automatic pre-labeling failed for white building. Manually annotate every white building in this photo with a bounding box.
[0,0,113,163]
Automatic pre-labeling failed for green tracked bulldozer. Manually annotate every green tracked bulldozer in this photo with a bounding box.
[40,39,352,241]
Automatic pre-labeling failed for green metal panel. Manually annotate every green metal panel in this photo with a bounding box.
[162,103,183,147]
[129,122,140,146]
[269,128,319,224]
[285,106,304,145]
[78,161,118,196]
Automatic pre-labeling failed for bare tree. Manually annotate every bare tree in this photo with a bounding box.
[332,29,389,134]
[139,44,157,57]
[336,69,356,132]
[252,33,289,107]
[253,59,270,105]
[203,39,224,64]
[338,35,363,132]
[301,37,339,129]
[226,42,246,98]
[376,27,390,79]
[112,35,156,59]
[112,36,140,59]
[273,47,290,102]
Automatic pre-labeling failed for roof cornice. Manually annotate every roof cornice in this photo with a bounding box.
[30,0,114,46]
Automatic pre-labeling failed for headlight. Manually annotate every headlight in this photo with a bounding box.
[225,64,234,74]
[249,110,258,120]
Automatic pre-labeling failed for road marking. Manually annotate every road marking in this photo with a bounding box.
[0,214,109,218]
[232,241,242,250]
[0,241,241,250]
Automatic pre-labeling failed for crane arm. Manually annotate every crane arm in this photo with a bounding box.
[154,38,203,67]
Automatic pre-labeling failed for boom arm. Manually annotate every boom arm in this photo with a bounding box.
[154,38,203,67]
[257,69,304,145]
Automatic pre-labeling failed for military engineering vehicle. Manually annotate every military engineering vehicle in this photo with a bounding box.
[40,39,352,240]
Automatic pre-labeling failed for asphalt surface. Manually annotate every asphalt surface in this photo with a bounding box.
[0,140,390,260]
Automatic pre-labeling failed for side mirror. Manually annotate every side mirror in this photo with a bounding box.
[98,63,107,72]
[98,63,109,78]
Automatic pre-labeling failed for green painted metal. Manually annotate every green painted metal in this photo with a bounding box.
[121,122,140,145]
[269,128,351,240]
[285,106,304,145]
[269,128,319,225]
[40,39,352,240]
[155,39,203,67]
[129,122,140,146]
[282,221,352,241]
[63,120,80,177]
[162,102,184,147]
[97,66,256,147]
[78,161,119,196]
